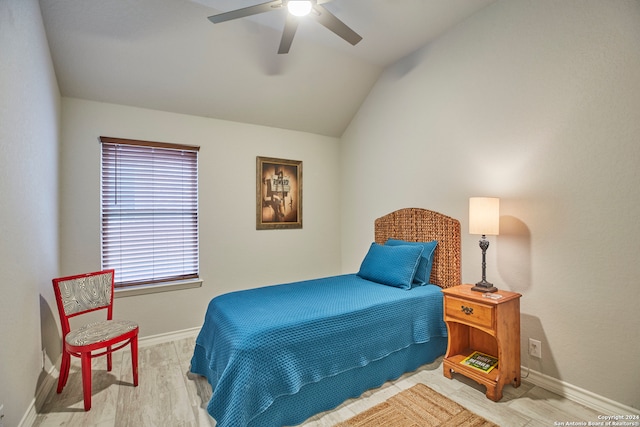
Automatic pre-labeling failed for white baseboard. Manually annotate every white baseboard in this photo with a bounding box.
[523,367,640,416]
[18,368,55,427]
[19,327,202,427]
[138,326,201,348]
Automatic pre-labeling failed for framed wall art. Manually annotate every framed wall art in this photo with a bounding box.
[256,156,302,230]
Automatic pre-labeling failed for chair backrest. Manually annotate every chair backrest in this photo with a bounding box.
[52,270,116,335]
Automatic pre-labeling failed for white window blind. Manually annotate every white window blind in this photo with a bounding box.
[100,137,199,287]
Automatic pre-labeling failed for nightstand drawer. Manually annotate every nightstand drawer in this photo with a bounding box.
[445,296,493,329]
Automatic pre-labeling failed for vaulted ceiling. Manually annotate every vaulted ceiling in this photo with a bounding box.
[40,0,496,137]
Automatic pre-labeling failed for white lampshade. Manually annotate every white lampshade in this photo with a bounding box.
[469,197,500,236]
[287,1,313,16]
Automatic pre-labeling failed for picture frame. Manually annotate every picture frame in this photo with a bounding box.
[256,156,302,230]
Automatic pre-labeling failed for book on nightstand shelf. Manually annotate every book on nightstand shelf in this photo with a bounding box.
[461,351,499,373]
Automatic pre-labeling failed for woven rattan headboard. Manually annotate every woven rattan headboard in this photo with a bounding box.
[374,208,461,289]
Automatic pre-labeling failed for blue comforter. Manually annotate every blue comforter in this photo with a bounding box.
[190,274,447,427]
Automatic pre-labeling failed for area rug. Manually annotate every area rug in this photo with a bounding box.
[335,383,498,427]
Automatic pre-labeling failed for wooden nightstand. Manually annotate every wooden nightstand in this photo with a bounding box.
[442,284,522,401]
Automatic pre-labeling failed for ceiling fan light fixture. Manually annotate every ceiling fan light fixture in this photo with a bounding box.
[287,1,313,17]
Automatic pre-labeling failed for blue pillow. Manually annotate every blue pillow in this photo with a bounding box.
[357,242,423,289]
[386,239,438,286]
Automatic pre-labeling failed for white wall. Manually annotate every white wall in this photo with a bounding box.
[59,98,342,337]
[0,0,61,425]
[340,0,640,410]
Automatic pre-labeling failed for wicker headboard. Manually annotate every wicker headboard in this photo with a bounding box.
[374,208,461,289]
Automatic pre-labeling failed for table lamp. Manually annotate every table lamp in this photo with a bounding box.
[469,197,499,292]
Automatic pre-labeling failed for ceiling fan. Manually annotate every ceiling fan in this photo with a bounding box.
[207,0,362,54]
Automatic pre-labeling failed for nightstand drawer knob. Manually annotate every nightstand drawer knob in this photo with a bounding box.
[461,305,474,315]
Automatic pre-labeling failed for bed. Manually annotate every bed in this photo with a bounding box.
[190,208,461,427]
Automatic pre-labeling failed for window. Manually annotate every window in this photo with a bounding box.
[100,136,199,288]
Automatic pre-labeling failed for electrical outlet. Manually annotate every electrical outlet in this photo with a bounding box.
[529,338,542,358]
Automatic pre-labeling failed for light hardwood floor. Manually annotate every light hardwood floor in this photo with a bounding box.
[33,336,603,427]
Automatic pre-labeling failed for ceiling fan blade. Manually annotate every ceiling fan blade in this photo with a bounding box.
[278,13,299,54]
[312,5,362,46]
[208,0,283,24]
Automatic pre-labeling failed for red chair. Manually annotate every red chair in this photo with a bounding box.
[52,269,139,410]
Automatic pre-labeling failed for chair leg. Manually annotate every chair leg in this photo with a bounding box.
[57,350,71,393]
[107,346,112,372]
[81,352,92,411]
[131,335,139,387]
